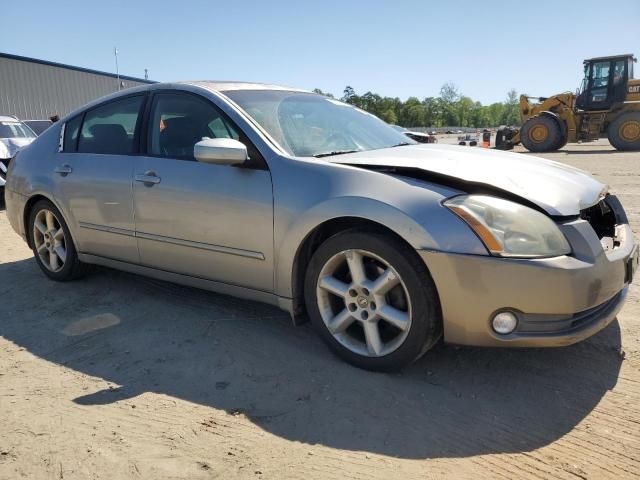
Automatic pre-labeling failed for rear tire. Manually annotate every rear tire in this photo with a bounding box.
[608,111,640,151]
[28,199,91,281]
[520,115,563,152]
[304,230,442,372]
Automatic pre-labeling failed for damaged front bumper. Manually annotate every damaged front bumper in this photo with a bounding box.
[420,195,637,347]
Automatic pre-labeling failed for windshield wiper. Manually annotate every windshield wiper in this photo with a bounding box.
[313,150,359,158]
[391,142,411,147]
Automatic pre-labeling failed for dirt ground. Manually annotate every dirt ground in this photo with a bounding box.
[1,139,639,479]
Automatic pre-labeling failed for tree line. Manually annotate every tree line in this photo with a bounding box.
[313,83,521,128]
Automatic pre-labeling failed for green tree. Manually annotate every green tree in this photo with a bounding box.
[502,88,520,126]
[337,85,521,128]
[312,88,334,98]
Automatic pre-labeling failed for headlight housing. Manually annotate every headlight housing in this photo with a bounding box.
[444,195,571,258]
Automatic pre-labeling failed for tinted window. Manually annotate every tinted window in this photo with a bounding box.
[78,96,144,154]
[63,115,82,152]
[24,120,53,136]
[148,93,241,160]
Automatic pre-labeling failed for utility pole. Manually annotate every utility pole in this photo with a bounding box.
[114,47,120,91]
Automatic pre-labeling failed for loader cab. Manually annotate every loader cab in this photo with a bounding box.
[576,54,636,111]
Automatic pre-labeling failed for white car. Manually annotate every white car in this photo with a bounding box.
[0,115,36,189]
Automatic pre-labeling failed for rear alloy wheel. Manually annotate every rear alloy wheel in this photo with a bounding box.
[28,199,90,281]
[608,112,640,151]
[305,231,442,371]
[520,115,563,152]
[33,208,67,273]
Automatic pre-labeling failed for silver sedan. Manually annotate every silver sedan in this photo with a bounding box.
[5,82,639,371]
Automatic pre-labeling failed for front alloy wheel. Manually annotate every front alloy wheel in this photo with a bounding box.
[305,231,442,371]
[316,249,412,357]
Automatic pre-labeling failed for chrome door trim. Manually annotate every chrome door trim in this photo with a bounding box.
[58,122,65,152]
[136,231,265,260]
[79,222,135,237]
[79,222,264,260]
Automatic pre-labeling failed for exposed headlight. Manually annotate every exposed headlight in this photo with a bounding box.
[444,195,571,258]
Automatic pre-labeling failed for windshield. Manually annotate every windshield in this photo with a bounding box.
[0,121,36,139]
[222,90,413,157]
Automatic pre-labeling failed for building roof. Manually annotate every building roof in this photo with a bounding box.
[0,51,155,84]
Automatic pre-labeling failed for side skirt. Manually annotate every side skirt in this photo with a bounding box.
[77,253,295,317]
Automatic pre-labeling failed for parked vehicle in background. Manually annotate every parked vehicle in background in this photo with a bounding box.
[4,82,638,371]
[391,125,437,143]
[23,119,54,136]
[458,134,479,146]
[0,115,36,190]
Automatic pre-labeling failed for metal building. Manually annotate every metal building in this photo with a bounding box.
[0,52,153,120]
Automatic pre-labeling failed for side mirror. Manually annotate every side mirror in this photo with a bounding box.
[194,138,248,166]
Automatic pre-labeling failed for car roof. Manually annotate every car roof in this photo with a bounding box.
[0,115,20,123]
[183,81,309,93]
[57,81,314,124]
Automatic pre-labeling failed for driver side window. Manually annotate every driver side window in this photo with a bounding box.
[148,93,240,160]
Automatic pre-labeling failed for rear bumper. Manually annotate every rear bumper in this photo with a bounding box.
[419,218,637,347]
[5,187,28,243]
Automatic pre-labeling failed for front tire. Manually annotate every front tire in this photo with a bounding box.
[304,230,442,371]
[608,111,640,151]
[520,115,563,152]
[28,199,90,281]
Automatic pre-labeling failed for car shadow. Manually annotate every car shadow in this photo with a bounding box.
[0,257,623,459]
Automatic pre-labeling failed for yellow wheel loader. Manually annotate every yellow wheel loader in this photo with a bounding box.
[496,54,640,152]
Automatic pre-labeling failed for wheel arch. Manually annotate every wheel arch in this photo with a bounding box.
[289,216,423,324]
[23,193,79,252]
[276,192,486,324]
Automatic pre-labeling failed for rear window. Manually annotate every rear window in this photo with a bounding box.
[0,121,36,139]
[76,96,145,155]
[24,120,53,136]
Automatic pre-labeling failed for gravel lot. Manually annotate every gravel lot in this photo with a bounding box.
[1,139,639,479]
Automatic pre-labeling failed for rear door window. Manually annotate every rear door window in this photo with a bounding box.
[77,96,145,155]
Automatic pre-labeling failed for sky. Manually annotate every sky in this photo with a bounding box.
[3,0,639,104]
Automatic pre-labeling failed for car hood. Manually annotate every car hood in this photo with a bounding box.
[0,137,34,159]
[328,144,606,216]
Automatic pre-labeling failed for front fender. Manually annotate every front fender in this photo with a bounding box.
[274,194,487,299]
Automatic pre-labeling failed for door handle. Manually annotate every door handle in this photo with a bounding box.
[135,172,161,186]
[54,164,73,176]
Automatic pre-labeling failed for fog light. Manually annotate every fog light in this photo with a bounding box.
[492,311,518,335]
